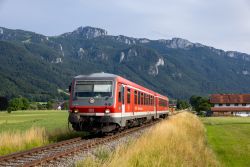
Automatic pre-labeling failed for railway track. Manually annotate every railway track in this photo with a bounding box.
[0,119,163,167]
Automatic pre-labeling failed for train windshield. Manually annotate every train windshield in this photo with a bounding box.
[74,81,113,98]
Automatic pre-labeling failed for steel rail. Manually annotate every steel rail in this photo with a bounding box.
[0,137,82,166]
[21,120,160,167]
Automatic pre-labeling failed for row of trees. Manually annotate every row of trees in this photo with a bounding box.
[1,95,211,113]
[176,95,211,114]
[0,96,68,113]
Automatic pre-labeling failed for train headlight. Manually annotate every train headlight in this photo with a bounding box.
[105,109,110,114]
[74,109,79,113]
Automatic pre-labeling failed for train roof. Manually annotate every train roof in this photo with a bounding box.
[74,72,118,80]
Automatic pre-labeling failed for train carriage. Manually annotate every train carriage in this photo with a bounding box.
[68,73,169,133]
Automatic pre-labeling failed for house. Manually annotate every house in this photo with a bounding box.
[210,94,250,117]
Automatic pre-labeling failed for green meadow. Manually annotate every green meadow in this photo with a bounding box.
[0,110,68,133]
[202,117,250,167]
[0,110,86,155]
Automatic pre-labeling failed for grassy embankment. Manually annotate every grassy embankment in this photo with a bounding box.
[0,110,85,156]
[77,112,220,167]
[202,117,250,167]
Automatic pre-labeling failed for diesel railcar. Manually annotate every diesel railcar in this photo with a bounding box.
[68,73,169,133]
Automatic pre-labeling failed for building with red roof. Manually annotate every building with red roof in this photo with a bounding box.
[210,94,250,116]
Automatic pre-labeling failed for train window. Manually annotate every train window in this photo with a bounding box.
[127,88,131,104]
[150,96,152,105]
[147,94,149,105]
[141,93,144,105]
[149,95,150,105]
[122,87,124,104]
[138,91,141,105]
[148,95,149,105]
[134,91,137,104]
[149,96,151,105]
[147,95,149,105]
[75,81,112,98]
[159,98,167,107]
[118,86,122,102]
[144,94,147,105]
[118,85,124,104]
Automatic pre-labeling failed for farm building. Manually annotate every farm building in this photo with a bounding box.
[210,94,250,116]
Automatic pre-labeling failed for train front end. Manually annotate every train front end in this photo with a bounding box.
[68,73,119,133]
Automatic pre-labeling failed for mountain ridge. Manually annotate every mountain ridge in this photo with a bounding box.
[1,26,249,55]
[0,26,250,101]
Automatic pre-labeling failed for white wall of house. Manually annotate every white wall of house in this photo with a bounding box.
[234,112,250,117]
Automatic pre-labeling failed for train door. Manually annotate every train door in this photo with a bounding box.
[118,83,125,114]
[125,87,132,114]
[118,83,125,126]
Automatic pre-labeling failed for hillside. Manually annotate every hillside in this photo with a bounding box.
[1,26,250,100]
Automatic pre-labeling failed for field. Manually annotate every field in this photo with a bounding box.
[0,110,68,133]
[1,111,249,167]
[77,112,220,167]
[0,110,85,155]
[201,117,250,167]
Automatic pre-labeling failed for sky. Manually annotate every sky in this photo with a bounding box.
[0,0,250,53]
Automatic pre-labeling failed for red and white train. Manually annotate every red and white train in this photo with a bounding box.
[68,73,169,133]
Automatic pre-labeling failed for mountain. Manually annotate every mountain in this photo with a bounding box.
[1,26,250,101]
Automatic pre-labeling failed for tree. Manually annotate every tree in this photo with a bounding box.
[176,99,190,110]
[189,95,199,108]
[21,97,29,110]
[7,97,30,111]
[189,96,211,114]
[37,103,46,110]
[46,101,53,110]
[7,98,22,111]
[0,96,8,111]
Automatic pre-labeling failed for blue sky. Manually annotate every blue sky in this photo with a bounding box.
[0,0,250,53]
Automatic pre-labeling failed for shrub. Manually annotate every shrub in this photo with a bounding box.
[176,99,190,110]
[7,97,30,111]
[37,103,46,110]
[28,102,38,110]
[46,101,53,110]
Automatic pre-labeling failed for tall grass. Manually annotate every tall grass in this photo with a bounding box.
[78,112,220,167]
[0,127,48,155]
[0,126,86,156]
